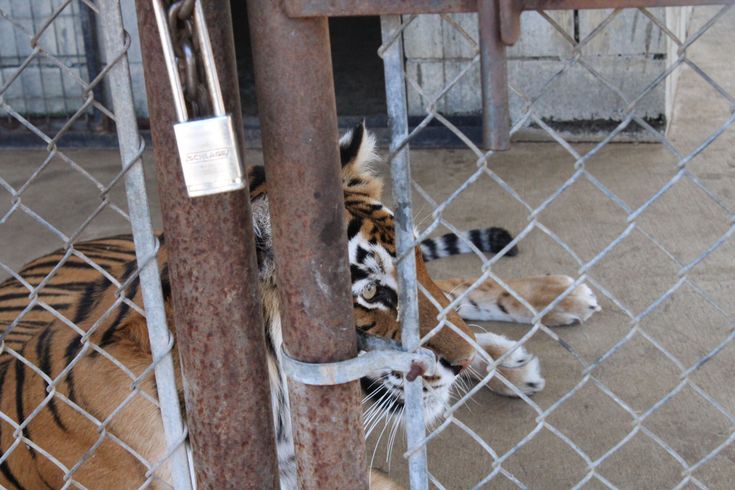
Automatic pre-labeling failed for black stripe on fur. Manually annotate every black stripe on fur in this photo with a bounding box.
[14,356,34,459]
[36,327,67,432]
[340,122,365,166]
[420,227,518,262]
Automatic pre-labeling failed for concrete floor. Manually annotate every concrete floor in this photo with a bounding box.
[1,6,733,490]
[367,7,734,489]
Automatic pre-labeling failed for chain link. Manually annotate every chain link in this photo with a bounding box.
[161,0,211,117]
[381,5,734,488]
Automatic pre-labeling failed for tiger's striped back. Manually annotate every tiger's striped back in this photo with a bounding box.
[0,235,140,351]
[0,235,168,489]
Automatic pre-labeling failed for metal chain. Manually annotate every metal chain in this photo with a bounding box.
[162,0,211,117]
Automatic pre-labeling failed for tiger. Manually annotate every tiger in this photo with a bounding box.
[0,122,600,489]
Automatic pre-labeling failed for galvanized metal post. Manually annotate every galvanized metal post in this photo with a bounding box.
[79,1,105,132]
[97,1,191,488]
[479,0,511,150]
[381,15,429,490]
[133,1,280,488]
[246,1,369,488]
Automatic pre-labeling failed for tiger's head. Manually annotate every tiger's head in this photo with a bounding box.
[339,123,476,427]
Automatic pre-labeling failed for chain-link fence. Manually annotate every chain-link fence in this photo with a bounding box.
[0,0,90,117]
[0,1,190,487]
[378,3,734,488]
[2,0,734,489]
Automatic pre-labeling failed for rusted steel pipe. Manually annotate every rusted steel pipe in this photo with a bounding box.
[499,0,523,45]
[479,0,511,150]
[133,1,280,488]
[246,1,369,489]
[284,0,733,17]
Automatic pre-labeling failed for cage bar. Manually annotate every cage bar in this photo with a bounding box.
[246,1,370,488]
[133,1,280,487]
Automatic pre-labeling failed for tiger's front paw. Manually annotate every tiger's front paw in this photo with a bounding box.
[489,355,545,397]
[472,332,546,397]
[541,276,601,327]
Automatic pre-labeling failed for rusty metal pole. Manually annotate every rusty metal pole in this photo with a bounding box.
[479,0,511,150]
[133,1,280,488]
[246,1,370,489]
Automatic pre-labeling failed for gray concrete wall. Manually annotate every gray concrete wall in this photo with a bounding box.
[0,0,88,115]
[402,8,692,135]
[665,5,694,127]
[0,0,147,117]
[1,2,690,130]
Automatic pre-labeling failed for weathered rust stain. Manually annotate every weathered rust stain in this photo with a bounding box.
[133,1,279,488]
[247,0,368,487]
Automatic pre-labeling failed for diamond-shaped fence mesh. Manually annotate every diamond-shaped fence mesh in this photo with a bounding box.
[378,5,734,489]
[0,1,190,488]
[0,0,89,118]
[2,1,734,489]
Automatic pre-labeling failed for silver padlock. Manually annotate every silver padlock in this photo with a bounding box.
[152,0,245,198]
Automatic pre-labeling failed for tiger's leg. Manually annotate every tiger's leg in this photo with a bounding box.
[436,275,600,396]
[436,275,600,327]
[470,331,545,396]
[0,322,167,489]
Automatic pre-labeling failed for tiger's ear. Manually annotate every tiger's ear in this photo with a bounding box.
[340,121,382,199]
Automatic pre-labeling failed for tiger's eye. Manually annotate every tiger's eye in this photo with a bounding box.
[362,283,377,300]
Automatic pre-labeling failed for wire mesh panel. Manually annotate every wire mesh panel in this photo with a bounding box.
[0,0,90,117]
[378,4,734,488]
[0,1,190,488]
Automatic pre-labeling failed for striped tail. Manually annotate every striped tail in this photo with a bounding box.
[420,227,518,262]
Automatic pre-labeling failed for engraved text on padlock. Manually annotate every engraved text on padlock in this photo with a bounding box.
[174,115,244,197]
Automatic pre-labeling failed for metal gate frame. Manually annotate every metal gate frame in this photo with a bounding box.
[132,0,734,489]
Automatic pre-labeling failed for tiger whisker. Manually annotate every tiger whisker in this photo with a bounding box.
[363,391,394,431]
[362,375,390,404]
[366,405,391,441]
[369,406,394,478]
[386,405,405,469]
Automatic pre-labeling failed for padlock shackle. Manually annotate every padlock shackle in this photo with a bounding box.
[152,0,189,123]
[152,0,226,120]
[193,0,226,117]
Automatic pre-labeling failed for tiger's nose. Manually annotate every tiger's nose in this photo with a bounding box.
[439,357,469,376]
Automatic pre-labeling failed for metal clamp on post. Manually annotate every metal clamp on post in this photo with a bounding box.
[281,332,437,386]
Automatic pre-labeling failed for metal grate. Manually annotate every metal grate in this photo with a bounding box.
[380,5,734,488]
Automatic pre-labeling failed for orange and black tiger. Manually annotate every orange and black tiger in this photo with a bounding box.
[0,123,599,489]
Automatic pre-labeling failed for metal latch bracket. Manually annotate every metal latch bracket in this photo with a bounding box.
[281,333,437,386]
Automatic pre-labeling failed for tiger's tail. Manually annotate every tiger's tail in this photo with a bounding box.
[420,227,518,262]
